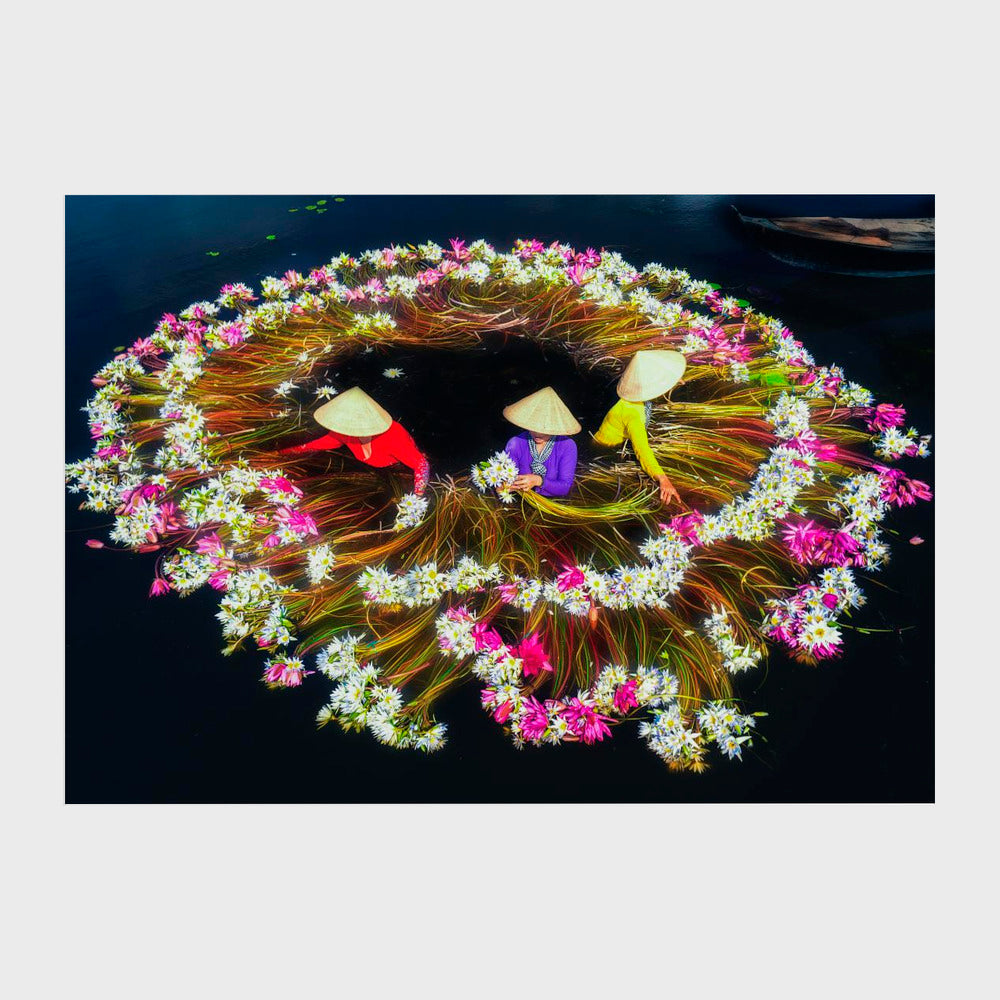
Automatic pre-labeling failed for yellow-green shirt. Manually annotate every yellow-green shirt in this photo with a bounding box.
[592,399,664,478]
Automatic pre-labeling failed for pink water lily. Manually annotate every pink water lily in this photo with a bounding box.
[471,622,504,652]
[150,502,185,538]
[263,660,313,687]
[661,510,705,546]
[514,238,544,260]
[283,269,306,291]
[119,483,165,512]
[128,337,161,359]
[195,532,226,556]
[448,238,470,261]
[613,679,639,714]
[556,566,586,591]
[481,688,512,723]
[260,476,303,498]
[274,506,318,537]
[515,632,553,677]
[782,519,862,567]
[562,697,612,744]
[788,430,838,462]
[874,466,933,507]
[863,403,907,432]
[518,696,549,741]
[149,577,171,597]
[217,322,246,346]
[218,283,257,305]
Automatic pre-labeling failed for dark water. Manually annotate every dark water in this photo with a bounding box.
[65,195,934,802]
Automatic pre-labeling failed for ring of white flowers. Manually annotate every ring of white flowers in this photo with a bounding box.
[66,238,929,755]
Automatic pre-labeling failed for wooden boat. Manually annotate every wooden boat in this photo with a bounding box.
[734,208,934,276]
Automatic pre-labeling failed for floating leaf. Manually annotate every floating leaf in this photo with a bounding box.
[305,205,317,210]
[736,298,750,307]
[265,235,276,241]
[206,250,220,257]
[288,208,298,213]
[334,197,345,202]
[709,282,721,290]
[316,199,327,205]
[316,209,327,214]
[112,345,125,352]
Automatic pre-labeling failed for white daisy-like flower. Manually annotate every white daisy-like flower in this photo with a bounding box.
[382,367,404,379]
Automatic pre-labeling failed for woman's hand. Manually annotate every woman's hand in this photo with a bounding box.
[657,475,681,506]
[512,474,544,491]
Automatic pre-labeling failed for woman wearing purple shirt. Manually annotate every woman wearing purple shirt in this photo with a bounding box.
[501,386,581,498]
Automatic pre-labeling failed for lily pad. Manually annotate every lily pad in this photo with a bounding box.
[205,251,221,256]
[334,197,345,202]
[316,199,327,205]
[288,208,298,213]
[316,209,327,214]
[305,205,317,210]
[265,235,276,241]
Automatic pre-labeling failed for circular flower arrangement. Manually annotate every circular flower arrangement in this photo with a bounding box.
[66,237,932,772]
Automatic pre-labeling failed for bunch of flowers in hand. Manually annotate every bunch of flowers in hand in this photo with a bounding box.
[470,450,519,503]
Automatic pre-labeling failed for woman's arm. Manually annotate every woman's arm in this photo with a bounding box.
[390,426,431,495]
[279,432,343,455]
[625,410,665,478]
[538,439,577,497]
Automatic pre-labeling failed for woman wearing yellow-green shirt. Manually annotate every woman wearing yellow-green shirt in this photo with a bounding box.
[592,349,686,506]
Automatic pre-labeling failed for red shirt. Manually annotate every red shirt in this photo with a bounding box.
[281,421,430,493]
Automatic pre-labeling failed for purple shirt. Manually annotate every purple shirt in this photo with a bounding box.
[504,433,578,497]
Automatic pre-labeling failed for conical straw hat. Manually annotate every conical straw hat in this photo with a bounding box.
[616,350,687,401]
[502,386,582,435]
[313,386,393,436]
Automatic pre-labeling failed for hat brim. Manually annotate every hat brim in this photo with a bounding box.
[616,353,687,401]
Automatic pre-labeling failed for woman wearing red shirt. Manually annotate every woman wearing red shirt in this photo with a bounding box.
[279,387,430,495]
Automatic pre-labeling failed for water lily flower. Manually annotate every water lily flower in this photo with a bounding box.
[263,658,312,687]
[514,238,544,259]
[260,476,303,498]
[562,697,612,744]
[149,577,171,597]
[471,622,504,652]
[447,238,470,261]
[556,566,585,591]
[518,696,549,741]
[613,679,639,714]
[515,632,552,677]
[863,403,907,432]
[481,688,512,723]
